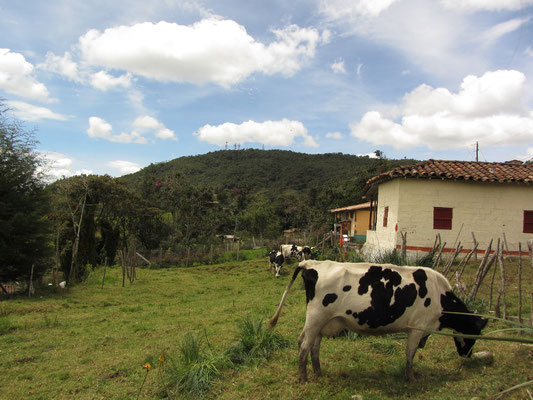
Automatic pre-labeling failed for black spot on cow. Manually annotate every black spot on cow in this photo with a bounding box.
[356,266,416,328]
[343,285,351,292]
[352,311,358,319]
[439,291,488,357]
[424,298,431,307]
[322,293,338,307]
[413,269,428,298]
[346,309,352,315]
[302,268,319,304]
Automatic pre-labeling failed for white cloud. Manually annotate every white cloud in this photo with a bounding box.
[317,0,482,79]
[331,60,346,74]
[78,19,325,87]
[0,48,51,102]
[108,160,141,175]
[525,47,533,57]
[6,100,67,121]
[195,119,318,147]
[37,51,82,82]
[326,131,343,139]
[440,0,533,12]
[319,0,400,19]
[133,115,176,140]
[37,151,74,181]
[37,151,94,181]
[350,70,533,150]
[91,70,132,91]
[517,147,533,162]
[478,17,530,46]
[87,115,174,143]
[87,116,113,139]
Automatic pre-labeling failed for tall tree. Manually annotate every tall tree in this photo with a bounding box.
[0,102,52,284]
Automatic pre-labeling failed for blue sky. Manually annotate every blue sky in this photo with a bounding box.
[1,0,532,179]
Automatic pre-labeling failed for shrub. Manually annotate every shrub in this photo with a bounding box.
[226,316,290,365]
[164,333,229,399]
[372,249,403,265]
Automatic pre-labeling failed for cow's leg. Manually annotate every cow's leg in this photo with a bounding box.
[275,265,281,277]
[405,329,426,381]
[418,334,430,349]
[310,334,323,377]
[298,325,321,383]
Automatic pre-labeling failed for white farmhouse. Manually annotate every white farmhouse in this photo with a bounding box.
[361,159,533,257]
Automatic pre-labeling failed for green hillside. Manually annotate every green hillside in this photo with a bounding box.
[122,149,416,202]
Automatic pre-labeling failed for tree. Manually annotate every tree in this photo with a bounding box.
[0,102,52,284]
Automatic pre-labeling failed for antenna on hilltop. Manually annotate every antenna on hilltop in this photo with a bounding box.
[475,141,479,162]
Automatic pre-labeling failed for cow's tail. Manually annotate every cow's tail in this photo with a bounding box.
[269,265,304,329]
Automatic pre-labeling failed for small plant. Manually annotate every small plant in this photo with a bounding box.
[226,316,290,365]
[135,362,151,400]
[411,249,435,268]
[0,316,15,335]
[372,249,403,265]
[164,332,229,399]
[369,339,397,355]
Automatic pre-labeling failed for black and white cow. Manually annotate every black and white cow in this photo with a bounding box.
[270,260,487,383]
[280,244,299,260]
[300,246,312,261]
[268,251,285,277]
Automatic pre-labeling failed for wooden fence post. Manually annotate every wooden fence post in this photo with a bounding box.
[518,243,523,324]
[471,232,478,262]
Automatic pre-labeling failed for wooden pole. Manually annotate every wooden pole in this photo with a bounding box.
[101,257,107,289]
[471,232,478,262]
[502,232,512,261]
[457,241,479,281]
[443,242,462,277]
[518,243,523,324]
[433,242,446,270]
[401,232,407,264]
[495,244,507,319]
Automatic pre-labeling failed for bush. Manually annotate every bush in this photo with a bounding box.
[226,316,290,366]
[164,333,230,399]
[371,249,404,265]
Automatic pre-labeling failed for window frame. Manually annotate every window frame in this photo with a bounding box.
[433,207,453,230]
[524,210,533,233]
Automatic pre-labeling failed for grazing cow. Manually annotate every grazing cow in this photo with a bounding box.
[301,246,312,260]
[269,250,278,268]
[281,244,299,260]
[269,251,285,277]
[270,260,487,383]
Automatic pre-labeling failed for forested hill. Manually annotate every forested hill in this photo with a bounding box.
[122,149,417,197]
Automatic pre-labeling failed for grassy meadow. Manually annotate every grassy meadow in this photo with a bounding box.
[0,254,532,400]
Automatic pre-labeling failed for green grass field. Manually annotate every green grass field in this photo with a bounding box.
[0,257,532,399]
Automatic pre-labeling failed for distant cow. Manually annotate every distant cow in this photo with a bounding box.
[270,260,487,382]
[299,246,312,261]
[280,244,298,260]
[269,251,285,277]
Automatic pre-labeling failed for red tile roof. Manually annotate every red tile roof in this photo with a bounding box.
[363,159,533,195]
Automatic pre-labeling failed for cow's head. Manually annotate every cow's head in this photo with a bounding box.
[439,291,488,357]
[452,315,488,357]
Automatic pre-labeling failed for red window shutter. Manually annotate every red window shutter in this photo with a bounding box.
[383,206,389,227]
[434,207,452,230]
[524,210,533,233]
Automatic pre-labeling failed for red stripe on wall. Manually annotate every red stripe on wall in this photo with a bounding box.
[395,244,530,257]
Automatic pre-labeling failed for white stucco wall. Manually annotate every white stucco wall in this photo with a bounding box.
[365,178,533,254]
